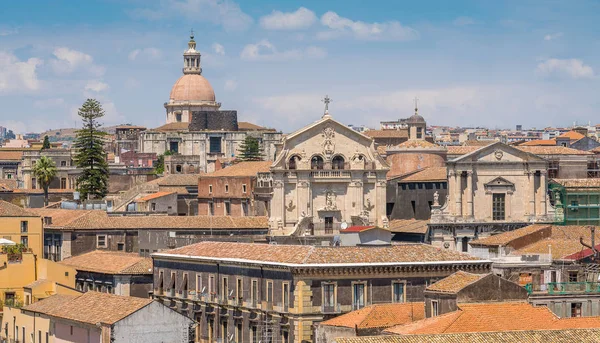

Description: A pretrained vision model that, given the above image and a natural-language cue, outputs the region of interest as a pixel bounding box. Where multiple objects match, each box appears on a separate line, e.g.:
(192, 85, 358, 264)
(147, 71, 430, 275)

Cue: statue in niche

(322, 127, 335, 156)
(286, 200, 296, 212)
(324, 188, 337, 211)
(433, 191, 440, 206)
(363, 198, 375, 213)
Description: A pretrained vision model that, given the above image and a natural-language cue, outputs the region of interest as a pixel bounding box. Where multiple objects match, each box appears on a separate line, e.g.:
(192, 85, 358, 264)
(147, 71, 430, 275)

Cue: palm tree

(33, 156, 57, 206)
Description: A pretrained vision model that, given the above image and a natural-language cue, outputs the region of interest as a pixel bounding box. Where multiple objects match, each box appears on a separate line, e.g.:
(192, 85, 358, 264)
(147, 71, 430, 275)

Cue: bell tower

(183, 29, 202, 75)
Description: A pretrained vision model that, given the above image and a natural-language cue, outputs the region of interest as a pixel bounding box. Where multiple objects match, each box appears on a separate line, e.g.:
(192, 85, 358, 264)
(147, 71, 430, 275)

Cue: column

(528, 171, 536, 218)
(455, 171, 463, 217)
(466, 170, 474, 219)
(538, 171, 547, 216)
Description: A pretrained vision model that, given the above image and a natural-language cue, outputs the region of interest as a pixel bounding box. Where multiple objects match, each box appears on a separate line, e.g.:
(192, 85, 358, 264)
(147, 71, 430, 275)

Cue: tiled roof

(152, 122, 189, 132)
(238, 122, 276, 131)
(426, 271, 487, 293)
(0, 200, 40, 217)
(558, 130, 585, 140)
(591, 146, 600, 154)
(364, 130, 408, 138)
(206, 161, 272, 177)
(32, 208, 268, 230)
(469, 224, 550, 247)
(396, 140, 438, 148)
(23, 292, 152, 325)
(148, 173, 201, 186)
(320, 303, 425, 329)
(446, 146, 480, 156)
(520, 139, 557, 146)
(551, 178, 600, 188)
(23, 278, 54, 289)
(462, 140, 495, 147)
(387, 219, 429, 234)
(337, 329, 600, 343)
(384, 302, 600, 335)
(516, 146, 593, 155)
(135, 191, 176, 202)
(0, 150, 23, 160)
(340, 226, 377, 233)
(59, 251, 152, 275)
(157, 242, 483, 266)
(0, 179, 18, 191)
(398, 167, 447, 182)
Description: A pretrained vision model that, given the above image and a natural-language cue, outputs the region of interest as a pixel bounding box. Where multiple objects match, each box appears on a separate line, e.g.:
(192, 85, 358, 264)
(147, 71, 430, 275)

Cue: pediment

(485, 177, 515, 188)
(453, 142, 546, 163)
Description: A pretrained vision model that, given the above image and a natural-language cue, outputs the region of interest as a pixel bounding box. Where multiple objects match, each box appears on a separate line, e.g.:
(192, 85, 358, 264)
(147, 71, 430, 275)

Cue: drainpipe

(34, 254, 38, 281)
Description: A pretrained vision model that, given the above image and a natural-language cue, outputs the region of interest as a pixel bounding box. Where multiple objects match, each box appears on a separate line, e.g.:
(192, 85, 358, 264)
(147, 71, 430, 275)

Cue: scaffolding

(255, 312, 279, 343)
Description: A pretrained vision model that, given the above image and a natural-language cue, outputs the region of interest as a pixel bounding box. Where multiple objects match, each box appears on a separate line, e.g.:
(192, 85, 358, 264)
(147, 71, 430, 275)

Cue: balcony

(526, 282, 600, 295)
(309, 223, 343, 236)
(310, 171, 351, 178)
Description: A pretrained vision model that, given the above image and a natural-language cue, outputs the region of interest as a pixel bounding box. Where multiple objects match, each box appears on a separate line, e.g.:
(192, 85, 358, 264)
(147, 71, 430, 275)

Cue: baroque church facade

(139, 33, 282, 173)
(269, 106, 390, 235)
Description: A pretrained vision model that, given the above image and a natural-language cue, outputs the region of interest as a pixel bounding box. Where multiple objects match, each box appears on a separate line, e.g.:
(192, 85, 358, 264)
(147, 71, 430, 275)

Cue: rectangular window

(61, 160, 67, 167)
(117, 243, 124, 251)
(208, 201, 214, 216)
(21, 236, 28, 247)
(32, 177, 37, 189)
(492, 193, 505, 221)
(236, 322, 242, 343)
(392, 282, 405, 303)
(97, 235, 107, 248)
(209, 137, 222, 154)
(197, 274, 203, 296)
(323, 283, 336, 312)
(352, 283, 366, 310)
(266, 280, 274, 304)
(283, 282, 290, 311)
(236, 278, 243, 305)
(208, 319, 214, 343)
(225, 184, 229, 193)
(569, 271, 578, 282)
(222, 276, 229, 300)
(46, 332, 49, 343)
(251, 326, 258, 343)
(60, 177, 67, 189)
(169, 141, 179, 154)
(225, 201, 231, 216)
(571, 303, 582, 317)
(21, 221, 28, 233)
(242, 184, 247, 193)
(324, 216, 333, 234)
(151, 203, 156, 211)
(242, 201, 249, 216)
(209, 184, 213, 193)
(431, 300, 439, 316)
(251, 279, 258, 307)
(222, 321, 228, 342)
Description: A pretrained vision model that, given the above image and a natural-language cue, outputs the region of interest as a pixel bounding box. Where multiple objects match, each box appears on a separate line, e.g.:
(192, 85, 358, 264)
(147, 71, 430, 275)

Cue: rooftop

(426, 271, 488, 294)
(551, 178, 600, 188)
(395, 140, 438, 149)
(364, 130, 408, 139)
(148, 173, 202, 186)
(59, 251, 152, 275)
(336, 329, 600, 343)
(469, 224, 550, 247)
(446, 146, 480, 156)
(558, 130, 585, 141)
(0, 150, 23, 160)
(396, 167, 447, 183)
(0, 200, 40, 217)
(156, 242, 484, 267)
(151, 122, 189, 132)
(384, 302, 600, 335)
(135, 191, 176, 202)
(23, 292, 152, 325)
(205, 161, 272, 177)
(320, 303, 425, 329)
(516, 146, 593, 155)
(387, 219, 429, 235)
(519, 139, 557, 146)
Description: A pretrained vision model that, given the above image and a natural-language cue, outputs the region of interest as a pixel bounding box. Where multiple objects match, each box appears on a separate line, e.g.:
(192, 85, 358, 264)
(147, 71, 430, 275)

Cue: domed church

(140, 33, 282, 173)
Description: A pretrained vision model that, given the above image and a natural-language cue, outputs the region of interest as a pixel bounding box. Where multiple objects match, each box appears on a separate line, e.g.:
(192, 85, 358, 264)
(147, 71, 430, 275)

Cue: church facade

(139, 33, 282, 173)
(269, 108, 390, 235)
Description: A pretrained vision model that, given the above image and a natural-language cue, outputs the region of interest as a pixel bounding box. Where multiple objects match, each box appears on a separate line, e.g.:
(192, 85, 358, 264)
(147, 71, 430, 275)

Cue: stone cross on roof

(322, 95, 332, 116)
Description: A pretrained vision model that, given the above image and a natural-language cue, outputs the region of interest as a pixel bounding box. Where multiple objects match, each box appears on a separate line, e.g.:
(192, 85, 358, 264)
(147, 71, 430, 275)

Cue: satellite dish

(341, 221, 348, 230)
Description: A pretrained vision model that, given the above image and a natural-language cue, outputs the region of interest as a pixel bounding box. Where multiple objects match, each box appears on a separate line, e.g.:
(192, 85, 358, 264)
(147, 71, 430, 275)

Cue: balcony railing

(526, 282, 600, 295)
(310, 171, 352, 178)
(310, 223, 343, 235)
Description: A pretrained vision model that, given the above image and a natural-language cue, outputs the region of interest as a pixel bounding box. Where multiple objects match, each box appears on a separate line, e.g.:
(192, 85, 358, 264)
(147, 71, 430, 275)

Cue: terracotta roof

(0, 150, 23, 160)
(517, 146, 593, 155)
(206, 161, 272, 177)
(157, 242, 483, 266)
(398, 167, 447, 182)
(426, 271, 488, 294)
(446, 146, 480, 156)
(340, 226, 377, 233)
(23, 279, 54, 289)
(385, 302, 600, 335)
(170, 74, 215, 102)
(135, 191, 176, 202)
(59, 251, 152, 275)
(591, 146, 600, 154)
(320, 303, 425, 329)
(0, 179, 17, 191)
(387, 219, 429, 234)
(462, 140, 495, 147)
(469, 224, 550, 247)
(520, 139, 557, 146)
(558, 130, 585, 140)
(152, 122, 189, 132)
(23, 292, 153, 325)
(31, 208, 268, 230)
(396, 140, 438, 148)
(337, 329, 600, 343)
(148, 173, 200, 186)
(364, 130, 408, 139)
(238, 122, 275, 131)
(551, 178, 600, 188)
(0, 200, 40, 217)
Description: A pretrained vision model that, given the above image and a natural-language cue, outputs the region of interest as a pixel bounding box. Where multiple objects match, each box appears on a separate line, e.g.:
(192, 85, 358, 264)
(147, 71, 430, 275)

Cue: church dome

(169, 74, 216, 102)
(407, 113, 426, 124)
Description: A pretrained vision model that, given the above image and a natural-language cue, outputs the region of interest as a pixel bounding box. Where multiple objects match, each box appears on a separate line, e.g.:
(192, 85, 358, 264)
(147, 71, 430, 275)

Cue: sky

(1, 0, 599, 134)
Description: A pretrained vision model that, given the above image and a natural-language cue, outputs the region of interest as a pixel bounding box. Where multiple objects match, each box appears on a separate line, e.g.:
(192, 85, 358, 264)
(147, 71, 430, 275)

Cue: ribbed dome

(169, 74, 216, 102)
(407, 113, 426, 124)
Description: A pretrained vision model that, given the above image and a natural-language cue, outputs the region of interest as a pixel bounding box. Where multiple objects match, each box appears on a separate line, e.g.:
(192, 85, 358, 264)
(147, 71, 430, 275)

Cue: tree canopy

(238, 135, 263, 161)
(42, 135, 51, 149)
(32, 156, 57, 206)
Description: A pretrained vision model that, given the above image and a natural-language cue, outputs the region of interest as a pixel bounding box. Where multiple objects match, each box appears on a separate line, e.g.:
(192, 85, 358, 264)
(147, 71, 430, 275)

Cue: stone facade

(269, 113, 389, 235)
(22, 149, 77, 190)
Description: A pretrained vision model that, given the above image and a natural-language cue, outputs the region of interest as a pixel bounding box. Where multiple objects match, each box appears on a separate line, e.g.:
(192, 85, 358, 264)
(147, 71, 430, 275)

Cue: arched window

(332, 156, 345, 170)
(311, 156, 324, 170)
(289, 156, 299, 170)
(176, 165, 182, 173)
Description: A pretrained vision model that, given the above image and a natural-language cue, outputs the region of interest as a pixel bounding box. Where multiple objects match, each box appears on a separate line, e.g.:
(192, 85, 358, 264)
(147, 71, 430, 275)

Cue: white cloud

(318, 11, 418, 41)
(260, 7, 316, 30)
(128, 47, 162, 61)
(33, 98, 65, 108)
(85, 80, 110, 92)
(224, 79, 237, 91)
(453, 16, 476, 26)
(0, 28, 18, 36)
(131, 0, 253, 32)
(0, 51, 42, 92)
(536, 58, 595, 79)
(212, 43, 225, 55)
(50, 47, 105, 76)
(544, 32, 563, 41)
(240, 40, 327, 61)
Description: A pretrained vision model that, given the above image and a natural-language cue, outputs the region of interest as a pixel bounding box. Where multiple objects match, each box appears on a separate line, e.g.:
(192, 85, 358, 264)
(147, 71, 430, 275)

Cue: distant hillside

(40, 125, 127, 141)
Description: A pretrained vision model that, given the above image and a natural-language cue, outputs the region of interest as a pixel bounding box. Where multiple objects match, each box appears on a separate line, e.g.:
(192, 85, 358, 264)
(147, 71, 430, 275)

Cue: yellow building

(0, 200, 44, 256)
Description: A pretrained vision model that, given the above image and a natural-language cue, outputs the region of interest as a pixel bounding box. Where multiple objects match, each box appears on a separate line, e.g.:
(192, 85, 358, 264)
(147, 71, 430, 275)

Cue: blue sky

(1, 0, 599, 134)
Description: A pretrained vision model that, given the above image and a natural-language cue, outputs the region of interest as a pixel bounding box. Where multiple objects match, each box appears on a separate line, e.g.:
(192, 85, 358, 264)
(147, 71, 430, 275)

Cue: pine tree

(238, 135, 263, 161)
(73, 99, 109, 200)
(42, 135, 51, 149)
(32, 156, 57, 206)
